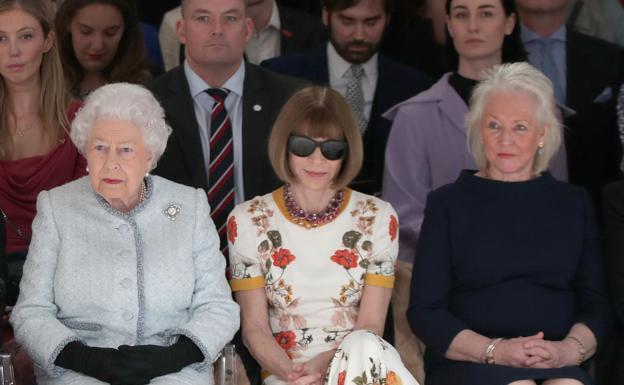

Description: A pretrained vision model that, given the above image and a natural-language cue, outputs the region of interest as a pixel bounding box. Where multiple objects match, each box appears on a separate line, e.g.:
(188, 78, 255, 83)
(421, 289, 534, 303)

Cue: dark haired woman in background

(55, 0, 151, 99)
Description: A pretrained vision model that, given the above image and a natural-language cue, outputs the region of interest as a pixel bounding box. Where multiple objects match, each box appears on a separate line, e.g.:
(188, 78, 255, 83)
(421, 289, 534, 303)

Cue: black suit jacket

(602, 180, 624, 384)
(278, 5, 327, 54)
(565, 30, 624, 210)
(262, 45, 432, 194)
(146, 63, 306, 199)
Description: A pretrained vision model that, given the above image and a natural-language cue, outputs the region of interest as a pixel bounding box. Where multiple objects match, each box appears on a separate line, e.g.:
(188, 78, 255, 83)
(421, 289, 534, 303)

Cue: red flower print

(274, 330, 297, 350)
(272, 248, 296, 268)
(281, 28, 294, 38)
(338, 371, 347, 385)
(331, 249, 358, 269)
(389, 215, 398, 241)
(227, 216, 238, 244)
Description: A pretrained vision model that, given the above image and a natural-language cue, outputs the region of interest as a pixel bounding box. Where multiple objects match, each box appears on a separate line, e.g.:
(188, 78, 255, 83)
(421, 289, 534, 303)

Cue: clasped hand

(284, 350, 336, 385)
(493, 332, 579, 369)
(56, 337, 203, 385)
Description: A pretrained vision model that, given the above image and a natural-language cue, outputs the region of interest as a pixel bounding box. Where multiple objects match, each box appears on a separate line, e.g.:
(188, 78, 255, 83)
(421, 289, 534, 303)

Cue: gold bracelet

(483, 338, 504, 364)
(565, 336, 586, 366)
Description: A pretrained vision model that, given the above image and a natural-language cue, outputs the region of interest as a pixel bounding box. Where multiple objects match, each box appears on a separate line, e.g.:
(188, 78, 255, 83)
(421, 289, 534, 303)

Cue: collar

(253, 1, 281, 35)
(521, 23, 567, 43)
(184, 60, 246, 98)
(268, 1, 281, 32)
(327, 41, 378, 80)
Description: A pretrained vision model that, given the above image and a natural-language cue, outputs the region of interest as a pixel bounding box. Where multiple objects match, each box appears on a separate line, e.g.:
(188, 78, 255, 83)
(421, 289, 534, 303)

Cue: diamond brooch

(164, 203, 181, 221)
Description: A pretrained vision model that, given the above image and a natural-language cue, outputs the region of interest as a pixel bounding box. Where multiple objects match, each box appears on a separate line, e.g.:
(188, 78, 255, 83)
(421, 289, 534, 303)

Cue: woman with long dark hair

(55, 0, 151, 99)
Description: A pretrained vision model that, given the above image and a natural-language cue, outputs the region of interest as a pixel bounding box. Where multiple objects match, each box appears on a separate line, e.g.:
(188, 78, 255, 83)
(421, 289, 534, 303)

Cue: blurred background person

(602, 177, 624, 385)
(601, 87, 624, 384)
(516, 0, 624, 213)
(620, 82, 624, 157)
(55, 0, 152, 99)
(382, 0, 535, 380)
(409, 62, 612, 385)
(566, 0, 624, 48)
(380, 0, 450, 79)
(0, 0, 85, 308)
(10, 83, 239, 385)
(263, 0, 432, 197)
(229, 85, 418, 385)
(0, 215, 6, 345)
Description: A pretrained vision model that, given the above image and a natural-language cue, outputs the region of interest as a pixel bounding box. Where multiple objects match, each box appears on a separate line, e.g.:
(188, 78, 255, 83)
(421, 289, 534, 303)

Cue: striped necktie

(206, 88, 234, 255)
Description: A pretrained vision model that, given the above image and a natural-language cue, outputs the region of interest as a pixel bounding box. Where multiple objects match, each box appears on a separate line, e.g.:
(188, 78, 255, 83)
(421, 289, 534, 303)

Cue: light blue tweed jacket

(10, 175, 240, 385)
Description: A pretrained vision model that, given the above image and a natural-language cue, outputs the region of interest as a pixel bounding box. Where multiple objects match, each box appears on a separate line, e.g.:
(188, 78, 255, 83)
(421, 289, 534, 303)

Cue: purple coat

(382, 74, 567, 262)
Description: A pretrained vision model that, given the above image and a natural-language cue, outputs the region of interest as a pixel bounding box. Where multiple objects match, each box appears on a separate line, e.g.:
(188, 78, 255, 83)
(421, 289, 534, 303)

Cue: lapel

(307, 45, 331, 84)
(367, 55, 397, 134)
(165, 67, 208, 189)
(437, 75, 469, 136)
(241, 63, 272, 199)
(278, 5, 297, 54)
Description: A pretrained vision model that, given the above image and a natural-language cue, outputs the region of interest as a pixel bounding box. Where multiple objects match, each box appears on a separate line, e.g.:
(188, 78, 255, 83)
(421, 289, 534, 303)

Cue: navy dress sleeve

(575, 192, 613, 346)
(407, 190, 468, 357)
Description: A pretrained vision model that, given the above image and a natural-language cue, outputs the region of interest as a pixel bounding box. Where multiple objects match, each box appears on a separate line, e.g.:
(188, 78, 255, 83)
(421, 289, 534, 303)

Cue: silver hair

(70, 83, 172, 170)
(465, 62, 562, 175)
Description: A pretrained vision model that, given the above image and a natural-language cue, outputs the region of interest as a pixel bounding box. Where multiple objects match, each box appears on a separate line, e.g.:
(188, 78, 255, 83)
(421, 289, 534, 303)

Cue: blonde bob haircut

(466, 62, 562, 175)
(268, 86, 363, 190)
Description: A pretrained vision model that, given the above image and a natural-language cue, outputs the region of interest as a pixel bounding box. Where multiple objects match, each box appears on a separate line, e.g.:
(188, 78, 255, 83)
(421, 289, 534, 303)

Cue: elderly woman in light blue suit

(10, 83, 240, 385)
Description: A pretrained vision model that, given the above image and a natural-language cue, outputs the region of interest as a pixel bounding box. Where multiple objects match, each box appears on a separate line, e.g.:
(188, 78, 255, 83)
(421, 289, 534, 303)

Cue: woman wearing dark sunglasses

(226, 86, 418, 385)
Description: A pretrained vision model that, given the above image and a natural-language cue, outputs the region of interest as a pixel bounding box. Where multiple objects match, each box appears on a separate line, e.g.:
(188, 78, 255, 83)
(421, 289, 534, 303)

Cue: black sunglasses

(288, 135, 348, 161)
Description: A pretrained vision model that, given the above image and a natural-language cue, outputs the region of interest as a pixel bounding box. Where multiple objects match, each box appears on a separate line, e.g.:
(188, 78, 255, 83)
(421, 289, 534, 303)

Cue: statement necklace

(283, 184, 345, 229)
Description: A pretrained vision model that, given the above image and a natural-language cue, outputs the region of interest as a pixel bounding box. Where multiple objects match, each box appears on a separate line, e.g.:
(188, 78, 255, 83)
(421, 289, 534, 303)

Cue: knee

(343, 330, 382, 349)
(340, 330, 391, 357)
(507, 381, 537, 385)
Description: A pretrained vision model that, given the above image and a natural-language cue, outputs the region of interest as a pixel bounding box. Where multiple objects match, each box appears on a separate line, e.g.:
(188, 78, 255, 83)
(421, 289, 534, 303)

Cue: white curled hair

(465, 62, 563, 174)
(70, 83, 172, 170)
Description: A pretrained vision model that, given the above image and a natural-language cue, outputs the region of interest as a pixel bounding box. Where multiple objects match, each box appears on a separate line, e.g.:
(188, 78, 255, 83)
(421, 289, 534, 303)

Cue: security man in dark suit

(147, 1, 305, 384)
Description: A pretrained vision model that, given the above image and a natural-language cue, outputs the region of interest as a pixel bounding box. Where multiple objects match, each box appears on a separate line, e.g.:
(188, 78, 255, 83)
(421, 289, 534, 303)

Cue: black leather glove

(117, 336, 204, 380)
(55, 341, 151, 385)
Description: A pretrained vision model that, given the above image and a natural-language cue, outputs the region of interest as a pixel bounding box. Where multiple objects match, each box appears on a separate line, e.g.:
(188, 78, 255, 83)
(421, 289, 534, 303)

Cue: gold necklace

(13, 117, 38, 137)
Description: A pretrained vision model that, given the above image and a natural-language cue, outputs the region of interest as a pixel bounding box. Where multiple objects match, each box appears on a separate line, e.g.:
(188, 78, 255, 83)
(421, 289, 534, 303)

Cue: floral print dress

(227, 187, 419, 385)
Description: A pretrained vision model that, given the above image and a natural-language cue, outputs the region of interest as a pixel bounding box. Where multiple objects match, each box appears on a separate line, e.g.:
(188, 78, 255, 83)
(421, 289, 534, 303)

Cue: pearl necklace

(139, 179, 147, 203)
(283, 185, 344, 229)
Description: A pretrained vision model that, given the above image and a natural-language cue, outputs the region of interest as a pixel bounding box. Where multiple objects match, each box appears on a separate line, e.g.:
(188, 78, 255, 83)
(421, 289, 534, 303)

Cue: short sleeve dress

(228, 187, 418, 385)
(408, 170, 613, 385)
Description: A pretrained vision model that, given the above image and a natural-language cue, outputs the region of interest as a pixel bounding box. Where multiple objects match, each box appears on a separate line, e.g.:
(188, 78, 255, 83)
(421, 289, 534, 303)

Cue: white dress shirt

(327, 42, 378, 122)
(159, 6, 182, 71)
(245, 1, 282, 65)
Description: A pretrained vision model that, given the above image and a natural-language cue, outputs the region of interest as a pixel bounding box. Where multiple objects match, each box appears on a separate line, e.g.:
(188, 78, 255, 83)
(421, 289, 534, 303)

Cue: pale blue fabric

(522, 24, 567, 103)
(10, 176, 239, 385)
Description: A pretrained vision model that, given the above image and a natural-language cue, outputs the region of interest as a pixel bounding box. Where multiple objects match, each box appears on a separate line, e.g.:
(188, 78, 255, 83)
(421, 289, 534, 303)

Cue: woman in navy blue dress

(408, 62, 612, 385)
